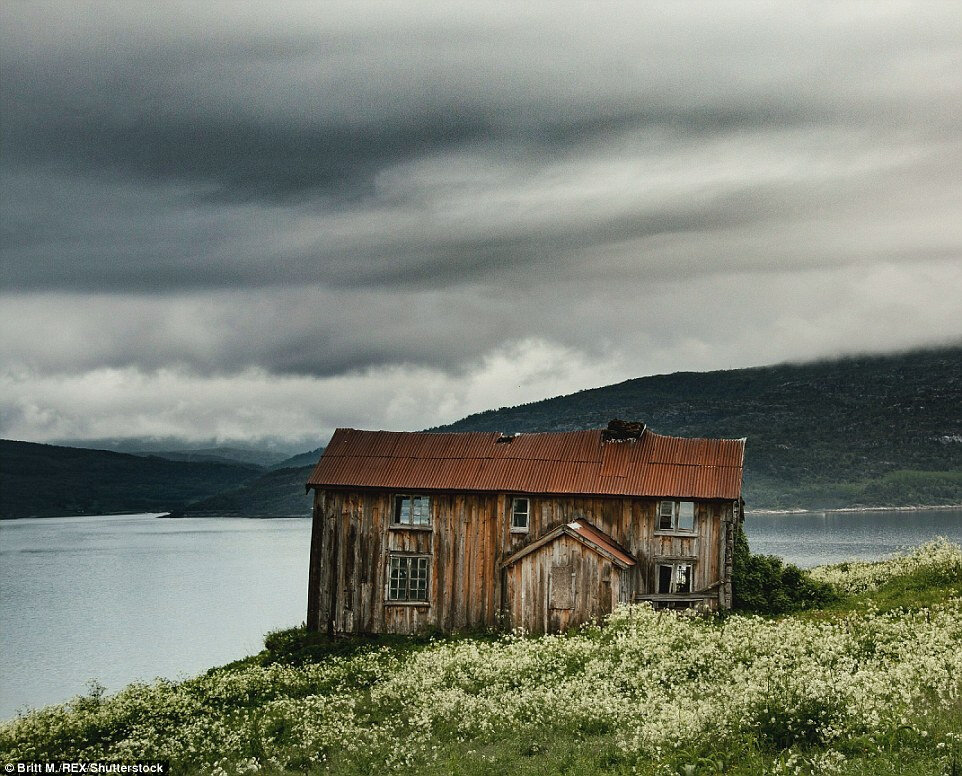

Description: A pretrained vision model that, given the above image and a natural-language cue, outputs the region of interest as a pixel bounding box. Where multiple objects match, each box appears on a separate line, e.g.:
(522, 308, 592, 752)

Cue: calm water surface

(1, 508, 961, 719)
(745, 508, 962, 568)
(0, 514, 311, 719)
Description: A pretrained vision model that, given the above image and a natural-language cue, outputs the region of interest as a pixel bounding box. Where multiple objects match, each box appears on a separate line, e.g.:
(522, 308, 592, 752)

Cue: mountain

(269, 447, 326, 471)
(171, 466, 314, 517)
(430, 346, 962, 510)
(0, 441, 263, 519)
(51, 439, 297, 467)
(9, 347, 960, 517)
(171, 448, 326, 517)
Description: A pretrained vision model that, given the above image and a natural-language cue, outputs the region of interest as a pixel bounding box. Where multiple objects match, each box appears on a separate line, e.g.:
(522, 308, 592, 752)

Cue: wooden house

(305, 421, 745, 635)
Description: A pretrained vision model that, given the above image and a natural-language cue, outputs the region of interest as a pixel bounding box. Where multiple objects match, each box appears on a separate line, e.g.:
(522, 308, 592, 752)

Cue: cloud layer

(2, 2, 961, 444)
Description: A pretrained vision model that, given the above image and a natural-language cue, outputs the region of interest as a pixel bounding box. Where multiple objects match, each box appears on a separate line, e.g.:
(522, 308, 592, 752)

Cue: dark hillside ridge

(171, 465, 314, 517)
(431, 346, 962, 509)
(269, 447, 326, 471)
(0, 440, 263, 519)
(51, 439, 294, 467)
(8, 347, 958, 516)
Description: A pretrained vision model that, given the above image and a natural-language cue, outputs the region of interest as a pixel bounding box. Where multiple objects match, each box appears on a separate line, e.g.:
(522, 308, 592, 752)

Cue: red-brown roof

(501, 519, 636, 569)
(307, 427, 745, 500)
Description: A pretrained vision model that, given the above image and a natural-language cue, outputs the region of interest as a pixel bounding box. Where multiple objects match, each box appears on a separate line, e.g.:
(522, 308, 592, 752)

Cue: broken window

(393, 495, 431, 527)
(656, 562, 693, 594)
(387, 554, 430, 602)
(510, 496, 530, 532)
(657, 500, 696, 533)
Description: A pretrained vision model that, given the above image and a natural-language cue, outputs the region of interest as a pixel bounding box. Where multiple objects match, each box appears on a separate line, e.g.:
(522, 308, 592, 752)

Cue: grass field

(2, 540, 961, 775)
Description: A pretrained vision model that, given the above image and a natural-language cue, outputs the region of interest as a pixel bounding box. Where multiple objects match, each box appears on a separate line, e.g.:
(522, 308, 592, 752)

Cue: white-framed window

(387, 554, 430, 602)
(656, 562, 693, 594)
(393, 495, 431, 527)
(509, 496, 530, 532)
(657, 500, 695, 533)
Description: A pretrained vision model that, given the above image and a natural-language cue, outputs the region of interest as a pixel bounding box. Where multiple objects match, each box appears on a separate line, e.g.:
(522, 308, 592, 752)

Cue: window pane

(388, 557, 403, 599)
(676, 564, 692, 594)
(512, 497, 529, 529)
(412, 557, 428, 600)
(396, 497, 411, 524)
(397, 558, 408, 599)
(387, 555, 430, 602)
(678, 501, 695, 532)
(411, 496, 430, 526)
(657, 565, 673, 594)
(658, 501, 675, 530)
(395, 496, 431, 526)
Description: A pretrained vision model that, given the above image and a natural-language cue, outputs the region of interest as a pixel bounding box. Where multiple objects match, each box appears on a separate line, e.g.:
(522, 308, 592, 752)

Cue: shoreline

(0, 512, 309, 521)
(747, 503, 962, 516)
(5, 505, 960, 521)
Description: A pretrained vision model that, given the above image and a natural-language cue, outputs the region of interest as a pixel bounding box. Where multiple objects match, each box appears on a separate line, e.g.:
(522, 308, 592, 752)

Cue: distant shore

(5, 505, 960, 521)
(0, 511, 309, 521)
(162, 513, 309, 519)
(747, 504, 962, 516)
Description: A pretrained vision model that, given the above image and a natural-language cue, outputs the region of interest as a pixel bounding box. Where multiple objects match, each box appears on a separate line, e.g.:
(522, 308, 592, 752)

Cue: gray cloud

(1, 2, 961, 442)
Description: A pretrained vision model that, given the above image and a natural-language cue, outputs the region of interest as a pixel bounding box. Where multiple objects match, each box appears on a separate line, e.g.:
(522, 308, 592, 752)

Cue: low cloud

(2, 2, 961, 443)
(0, 339, 618, 446)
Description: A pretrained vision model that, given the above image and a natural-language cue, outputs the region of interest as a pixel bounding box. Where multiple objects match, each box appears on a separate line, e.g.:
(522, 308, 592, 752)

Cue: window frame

(386, 553, 431, 604)
(509, 496, 530, 533)
(391, 494, 432, 529)
(655, 561, 694, 595)
(655, 500, 697, 534)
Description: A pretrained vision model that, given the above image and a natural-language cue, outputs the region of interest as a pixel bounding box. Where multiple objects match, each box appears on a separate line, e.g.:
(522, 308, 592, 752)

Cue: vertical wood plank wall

(308, 489, 735, 634)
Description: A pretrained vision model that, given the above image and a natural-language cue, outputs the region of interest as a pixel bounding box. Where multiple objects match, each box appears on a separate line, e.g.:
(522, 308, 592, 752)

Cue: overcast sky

(2, 2, 961, 449)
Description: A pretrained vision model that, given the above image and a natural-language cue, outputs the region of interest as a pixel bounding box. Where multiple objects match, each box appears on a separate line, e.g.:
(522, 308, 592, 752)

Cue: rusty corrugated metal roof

(567, 520, 636, 566)
(307, 426, 744, 500)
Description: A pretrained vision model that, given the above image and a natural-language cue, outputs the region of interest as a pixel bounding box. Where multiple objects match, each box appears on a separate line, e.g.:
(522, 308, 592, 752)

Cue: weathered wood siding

(307, 489, 736, 634)
(503, 533, 622, 634)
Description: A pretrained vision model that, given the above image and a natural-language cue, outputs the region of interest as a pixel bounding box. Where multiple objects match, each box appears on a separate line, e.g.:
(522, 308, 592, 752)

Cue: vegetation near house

(731, 525, 838, 615)
(3, 539, 961, 775)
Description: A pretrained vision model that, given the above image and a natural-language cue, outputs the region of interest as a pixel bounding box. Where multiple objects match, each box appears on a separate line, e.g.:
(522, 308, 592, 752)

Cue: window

(657, 500, 696, 532)
(510, 496, 530, 532)
(393, 495, 431, 527)
(656, 562, 693, 594)
(387, 555, 430, 602)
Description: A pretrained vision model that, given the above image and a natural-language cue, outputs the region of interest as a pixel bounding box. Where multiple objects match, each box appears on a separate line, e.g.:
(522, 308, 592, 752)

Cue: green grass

(3, 541, 962, 775)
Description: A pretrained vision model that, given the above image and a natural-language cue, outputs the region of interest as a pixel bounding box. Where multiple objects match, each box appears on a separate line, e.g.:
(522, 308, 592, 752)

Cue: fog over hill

(3, 347, 959, 518)
(174, 346, 962, 515)
(432, 346, 962, 509)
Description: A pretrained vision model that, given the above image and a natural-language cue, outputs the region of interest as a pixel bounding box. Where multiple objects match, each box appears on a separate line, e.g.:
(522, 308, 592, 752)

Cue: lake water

(746, 508, 962, 568)
(0, 514, 311, 720)
(1, 508, 961, 720)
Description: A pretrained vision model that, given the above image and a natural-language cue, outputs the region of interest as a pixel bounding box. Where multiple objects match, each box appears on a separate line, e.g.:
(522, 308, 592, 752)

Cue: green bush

(731, 524, 838, 615)
(261, 625, 374, 665)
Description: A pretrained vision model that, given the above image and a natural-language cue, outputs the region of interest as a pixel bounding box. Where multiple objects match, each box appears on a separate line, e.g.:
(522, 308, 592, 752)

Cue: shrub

(731, 524, 838, 615)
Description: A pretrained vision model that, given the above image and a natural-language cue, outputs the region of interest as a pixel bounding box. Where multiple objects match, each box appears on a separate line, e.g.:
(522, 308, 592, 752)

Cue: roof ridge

(311, 426, 745, 499)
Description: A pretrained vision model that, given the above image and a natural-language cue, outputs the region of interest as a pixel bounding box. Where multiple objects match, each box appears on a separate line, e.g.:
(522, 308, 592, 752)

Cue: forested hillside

(433, 346, 962, 509)
(5, 348, 959, 516)
(170, 466, 314, 518)
(0, 441, 262, 519)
